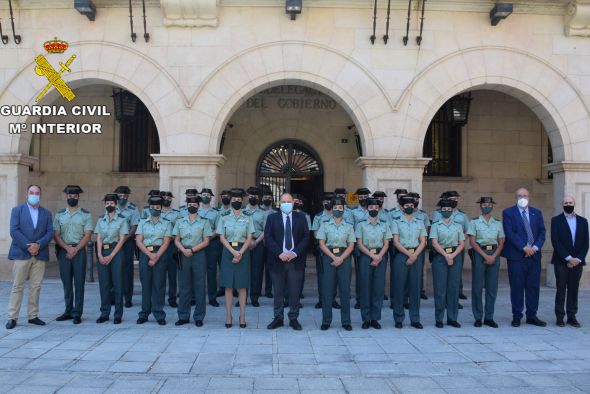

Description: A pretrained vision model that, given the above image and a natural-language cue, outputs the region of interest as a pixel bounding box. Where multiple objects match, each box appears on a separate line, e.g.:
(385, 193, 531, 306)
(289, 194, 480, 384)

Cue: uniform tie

(521, 209, 534, 246)
(285, 215, 293, 250)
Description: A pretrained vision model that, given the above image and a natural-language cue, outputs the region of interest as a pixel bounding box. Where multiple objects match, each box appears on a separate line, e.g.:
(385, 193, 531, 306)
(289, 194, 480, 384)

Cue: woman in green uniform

(429, 199, 465, 328)
(317, 198, 356, 331)
(173, 196, 213, 327)
(94, 193, 129, 324)
(355, 198, 392, 329)
(135, 195, 172, 325)
(217, 189, 255, 328)
(467, 196, 505, 328)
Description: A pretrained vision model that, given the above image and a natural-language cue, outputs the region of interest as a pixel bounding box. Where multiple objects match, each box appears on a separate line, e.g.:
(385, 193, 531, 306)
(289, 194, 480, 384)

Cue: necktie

(521, 209, 534, 246)
(285, 215, 293, 251)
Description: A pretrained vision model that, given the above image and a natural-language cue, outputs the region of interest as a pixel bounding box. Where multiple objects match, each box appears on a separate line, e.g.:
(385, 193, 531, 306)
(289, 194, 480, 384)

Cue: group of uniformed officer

(51, 183, 505, 329)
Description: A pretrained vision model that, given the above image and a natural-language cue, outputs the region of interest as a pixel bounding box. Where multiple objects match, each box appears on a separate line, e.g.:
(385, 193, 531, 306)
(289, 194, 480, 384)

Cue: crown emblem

(43, 37, 68, 54)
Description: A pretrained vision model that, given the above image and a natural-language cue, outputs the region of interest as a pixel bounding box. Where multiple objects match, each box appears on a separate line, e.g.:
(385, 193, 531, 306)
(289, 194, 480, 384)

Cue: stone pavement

(1, 277, 590, 393)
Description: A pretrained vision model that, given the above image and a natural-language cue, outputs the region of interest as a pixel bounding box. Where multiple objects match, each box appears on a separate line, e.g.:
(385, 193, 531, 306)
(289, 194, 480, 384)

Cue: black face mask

(162, 200, 171, 207)
(404, 207, 414, 215)
(368, 209, 378, 218)
(359, 198, 367, 207)
(188, 206, 198, 214)
(221, 197, 231, 205)
(249, 197, 259, 206)
(231, 201, 242, 210)
(105, 205, 115, 213)
(294, 203, 302, 210)
(323, 202, 333, 211)
(564, 205, 575, 214)
(262, 198, 272, 207)
(67, 198, 78, 207)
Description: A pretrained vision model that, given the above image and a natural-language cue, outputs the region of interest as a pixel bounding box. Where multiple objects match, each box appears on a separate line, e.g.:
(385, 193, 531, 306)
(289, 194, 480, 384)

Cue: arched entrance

(256, 140, 324, 215)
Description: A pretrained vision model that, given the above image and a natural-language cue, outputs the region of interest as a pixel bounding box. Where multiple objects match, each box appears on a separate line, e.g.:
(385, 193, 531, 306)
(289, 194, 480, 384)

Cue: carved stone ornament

(160, 0, 219, 28)
(565, 1, 590, 37)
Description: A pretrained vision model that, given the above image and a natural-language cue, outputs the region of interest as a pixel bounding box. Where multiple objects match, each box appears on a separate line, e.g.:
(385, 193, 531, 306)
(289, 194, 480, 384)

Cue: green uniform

(429, 219, 465, 323)
(312, 211, 332, 305)
(387, 207, 403, 303)
(173, 215, 213, 322)
(54, 207, 93, 319)
(355, 218, 392, 322)
(261, 207, 276, 295)
(116, 201, 139, 305)
(136, 216, 173, 321)
(412, 209, 431, 297)
(467, 215, 505, 322)
(198, 205, 222, 302)
(316, 217, 356, 326)
(161, 208, 180, 304)
(216, 211, 255, 289)
(244, 205, 267, 302)
(94, 212, 129, 320)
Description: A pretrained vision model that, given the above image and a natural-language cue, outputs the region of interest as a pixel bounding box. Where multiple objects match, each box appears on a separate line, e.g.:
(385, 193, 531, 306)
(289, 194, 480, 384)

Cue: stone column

(152, 153, 226, 205)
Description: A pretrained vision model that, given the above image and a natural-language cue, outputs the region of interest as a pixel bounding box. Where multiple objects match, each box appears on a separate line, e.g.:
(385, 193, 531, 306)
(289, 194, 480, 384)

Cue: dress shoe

(395, 322, 403, 329)
(342, 324, 352, 331)
(216, 289, 225, 297)
(236, 301, 241, 307)
(458, 303, 463, 309)
(56, 314, 72, 321)
(362, 321, 370, 329)
(300, 294, 304, 299)
(251, 300, 260, 307)
(209, 299, 220, 307)
(267, 318, 284, 330)
(195, 320, 203, 327)
(526, 316, 547, 327)
(403, 303, 409, 310)
(314, 302, 322, 309)
(225, 322, 232, 328)
(157, 319, 166, 326)
(411, 322, 423, 329)
(511, 318, 521, 327)
(125, 301, 133, 308)
(239, 323, 247, 328)
(459, 293, 467, 300)
(113, 318, 122, 324)
(389, 304, 394, 310)
(567, 318, 581, 328)
(233, 290, 238, 297)
(283, 300, 288, 308)
(5, 319, 16, 329)
(484, 320, 498, 328)
(96, 316, 109, 324)
(289, 319, 302, 331)
(137, 317, 148, 324)
(474, 320, 482, 328)
(332, 301, 341, 309)
(190, 300, 196, 306)
(384, 295, 389, 301)
(354, 302, 360, 310)
(73, 317, 82, 325)
(420, 293, 428, 300)
(320, 324, 330, 331)
(265, 292, 273, 299)
(28, 317, 46, 326)
(435, 321, 443, 328)
(556, 318, 565, 327)
(175, 319, 189, 326)
(370, 320, 381, 329)
(447, 320, 461, 328)
(169, 300, 178, 308)
(110, 299, 115, 306)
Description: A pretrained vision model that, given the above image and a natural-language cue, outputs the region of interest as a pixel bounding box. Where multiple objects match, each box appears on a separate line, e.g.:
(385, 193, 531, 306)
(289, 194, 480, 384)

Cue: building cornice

(355, 157, 431, 170)
(545, 161, 590, 174)
(151, 154, 227, 167)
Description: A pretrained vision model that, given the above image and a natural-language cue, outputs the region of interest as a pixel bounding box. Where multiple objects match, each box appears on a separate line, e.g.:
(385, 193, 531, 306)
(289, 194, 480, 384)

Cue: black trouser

(178, 250, 207, 321)
(263, 247, 273, 294)
(138, 247, 166, 321)
(58, 246, 87, 318)
(98, 244, 123, 319)
(250, 243, 265, 302)
(554, 263, 583, 320)
(122, 238, 135, 303)
(163, 244, 177, 303)
(271, 263, 304, 321)
(205, 237, 221, 301)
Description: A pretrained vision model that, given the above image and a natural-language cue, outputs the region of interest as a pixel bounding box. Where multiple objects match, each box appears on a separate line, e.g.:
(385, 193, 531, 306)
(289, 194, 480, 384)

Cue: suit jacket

(9, 203, 54, 261)
(264, 211, 310, 271)
(551, 213, 589, 266)
(501, 205, 546, 261)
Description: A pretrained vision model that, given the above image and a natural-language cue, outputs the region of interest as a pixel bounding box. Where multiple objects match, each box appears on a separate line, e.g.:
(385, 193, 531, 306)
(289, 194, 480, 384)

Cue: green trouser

(138, 248, 166, 321)
(98, 245, 123, 319)
(388, 247, 397, 302)
(353, 245, 360, 303)
(358, 252, 387, 322)
(205, 237, 220, 301)
(250, 243, 265, 302)
(393, 252, 423, 324)
(432, 252, 463, 323)
(122, 238, 135, 304)
(58, 247, 87, 318)
(178, 250, 207, 321)
(404, 249, 427, 302)
(321, 252, 352, 325)
(163, 244, 177, 303)
(471, 247, 500, 321)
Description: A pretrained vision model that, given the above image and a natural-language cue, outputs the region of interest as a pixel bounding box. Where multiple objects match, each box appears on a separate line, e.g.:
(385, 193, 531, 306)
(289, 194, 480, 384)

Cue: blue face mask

(481, 207, 493, 215)
(441, 210, 453, 219)
(201, 196, 211, 204)
(333, 210, 344, 218)
(150, 208, 161, 217)
(280, 202, 293, 214)
(27, 195, 40, 206)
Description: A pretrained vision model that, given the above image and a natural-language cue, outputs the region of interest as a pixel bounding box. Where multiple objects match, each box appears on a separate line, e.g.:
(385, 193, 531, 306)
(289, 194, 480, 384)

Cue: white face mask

(517, 198, 528, 209)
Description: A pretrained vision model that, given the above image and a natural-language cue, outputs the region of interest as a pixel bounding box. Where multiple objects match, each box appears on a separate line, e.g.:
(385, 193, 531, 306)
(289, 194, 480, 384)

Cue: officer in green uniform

(317, 198, 356, 331)
(160, 191, 180, 307)
(352, 188, 371, 309)
(388, 188, 408, 308)
(260, 185, 275, 298)
(95, 193, 129, 324)
(54, 185, 93, 324)
(114, 186, 139, 308)
(244, 186, 267, 307)
(136, 195, 172, 325)
(408, 192, 431, 301)
(311, 192, 336, 309)
(178, 188, 198, 218)
(217, 188, 255, 328)
(293, 194, 311, 303)
(429, 198, 466, 328)
(173, 196, 213, 326)
(215, 190, 232, 297)
(141, 190, 161, 219)
(197, 188, 221, 307)
(334, 188, 355, 225)
(373, 190, 391, 302)
(392, 195, 427, 329)
(467, 197, 505, 328)
(355, 198, 392, 329)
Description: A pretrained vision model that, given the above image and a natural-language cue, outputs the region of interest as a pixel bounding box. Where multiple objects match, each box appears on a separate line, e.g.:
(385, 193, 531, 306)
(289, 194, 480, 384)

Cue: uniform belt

(145, 245, 161, 252)
(328, 246, 344, 254)
(406, 247, 416, 254)
(230, 242, 244, 248)
(443, 247, 457, 254)
(102, 242, 116, 250)
(68, 243, 78, 247)
(478, 244, 497, 251)
(368, 248, 382, 254)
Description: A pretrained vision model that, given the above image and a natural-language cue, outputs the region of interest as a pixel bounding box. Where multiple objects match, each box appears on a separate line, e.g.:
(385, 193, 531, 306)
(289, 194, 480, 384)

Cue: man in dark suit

(265, 193, 310, 330)
(502, 187, 547, 327)
(6, 185, 54, 329)
(550, 195, 589, 328)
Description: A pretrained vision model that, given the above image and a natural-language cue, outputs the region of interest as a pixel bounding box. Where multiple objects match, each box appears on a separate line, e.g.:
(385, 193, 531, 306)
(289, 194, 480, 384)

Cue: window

(118, 99, 159, 172)
(423, 108, 462, 177)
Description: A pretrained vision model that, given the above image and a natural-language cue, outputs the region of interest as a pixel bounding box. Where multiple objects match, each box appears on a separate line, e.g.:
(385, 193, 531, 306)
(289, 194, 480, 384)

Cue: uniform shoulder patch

(99, 214, 105, 219)
(212, 207, 220, 211)
(118, 213, 126, 219)
(379, 219, 387, 223)
(242, 211, 252, 216)
(57, 208, 66, 213)
(221, 211, 230, 216)
(143, 205, 149, 209)
(458, 209, 465, 213)
(172, 208, 179, 212)
(161, 217, 170, 222)
(80, 208, 90, 213)
(128, 202, 136, 208)
(472, 217, 479, 221)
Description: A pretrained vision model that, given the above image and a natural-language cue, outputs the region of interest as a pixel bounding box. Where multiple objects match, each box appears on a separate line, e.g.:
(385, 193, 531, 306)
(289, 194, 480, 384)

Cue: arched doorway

(256, 140, 324, 215)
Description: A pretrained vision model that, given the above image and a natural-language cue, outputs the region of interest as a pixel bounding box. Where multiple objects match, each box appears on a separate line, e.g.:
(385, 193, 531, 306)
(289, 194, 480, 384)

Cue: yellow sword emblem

(34, 54, 76, 103)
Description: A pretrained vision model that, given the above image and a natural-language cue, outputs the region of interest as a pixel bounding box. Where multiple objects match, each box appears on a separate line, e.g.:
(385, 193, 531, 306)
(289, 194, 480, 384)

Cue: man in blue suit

(6, 185, 54, 329)
(502, 187, 547, 327)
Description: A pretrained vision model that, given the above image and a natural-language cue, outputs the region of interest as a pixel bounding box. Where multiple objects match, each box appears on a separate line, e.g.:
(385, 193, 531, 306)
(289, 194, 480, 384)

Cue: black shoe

(216, 289, 225, 297)
(169, 300, 178, 308)
(411, 322, 423, 329)
(526, 316, 547, 327)
(190, 300, 196, 306)
(384, 295, 389, 301)
(511, 318, 521, 327)
(289, 319, 302, 331)
(236, 301, 241, 307)
(225, 322, 232, 328)
(209, 299, 220, 307)
(435, 321, 443, 328)
(267, 318, 284, 330)
(315, 302, 322, 309)
(320, 324, 330, 331)
(195, 320, 203, 327)
(395, 322, 403, 329)
(56, 314, 72, 321)
(125, 301, 132, 308)
(251, 300, 260, 307)
(567, 318, 581, 328)
(483, 319, 498, 328)
(96, 316, 109, 324)
(265, 292, 273, 299)
(370, 320, 381, 329)
(342, 324, 352, 331)
(297, 303, 303, 309)
(110, 299, 115, 306)
(420, 293, 428, 300)
(157, 319, 166, 326)
(459, 293, 467, 300)
(354, 302, 360, 310)
(5, 319, 16, 329)
(389, 303, 393, 310)
(300, 294, 304, 299)
(240, 323, 247, 328)
(73, 317, 82, 325)
(233, 290, 238, 297)
(283, 300, 288, 308)
(175, 319, 189, 326)
(362, 321, 370, 329)
(458, 303, 463, 309)
(447, 320, 461, 328)
(403, 303, 409, 310)
(332, 301, 341, 309)
(28, 317, 46, 326)
(474, 320, 482, 327)
(137, 317, 148, 324)
(114, 318, 122, 324)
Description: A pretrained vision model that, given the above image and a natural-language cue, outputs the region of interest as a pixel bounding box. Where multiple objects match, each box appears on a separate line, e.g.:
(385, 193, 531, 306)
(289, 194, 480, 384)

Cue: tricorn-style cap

(356, 187, 371, 196)
(113, 186, 131, 194)
(63, 185, 83, 194)
(103, 193, 118, 202)
(476, 196, 496, 204)
(200, 188, 214, 196)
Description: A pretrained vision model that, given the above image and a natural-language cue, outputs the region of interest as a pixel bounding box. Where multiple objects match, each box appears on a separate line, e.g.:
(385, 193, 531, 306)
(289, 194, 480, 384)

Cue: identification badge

(102, 244, 110, 250)
(485, 245, 494, 251)
(445, 248, 453, 253)
(407, 248, 415, 254)
(146, 246, 154, 252)
(333, 248, 340, 254)
(231, 242, 239, 247)
(369, 249, 377, 254)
